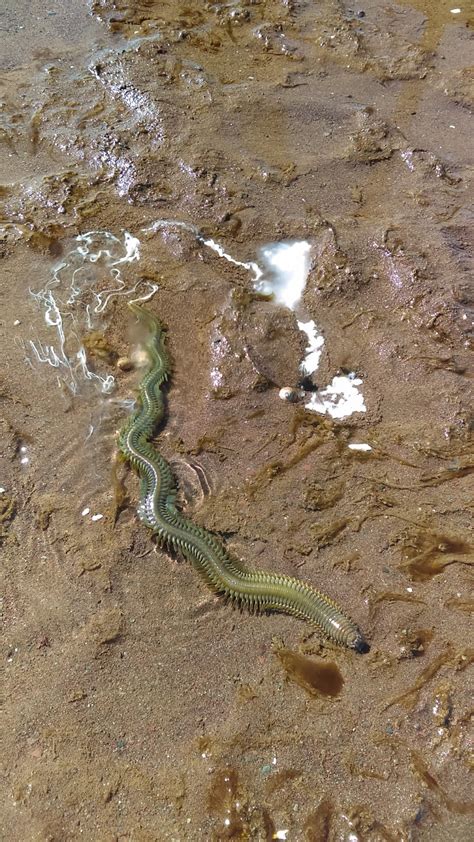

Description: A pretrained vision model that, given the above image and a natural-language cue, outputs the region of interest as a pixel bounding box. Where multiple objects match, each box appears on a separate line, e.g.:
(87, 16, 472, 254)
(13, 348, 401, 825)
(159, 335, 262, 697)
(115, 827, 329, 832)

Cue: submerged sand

(1, 2, 473, 839)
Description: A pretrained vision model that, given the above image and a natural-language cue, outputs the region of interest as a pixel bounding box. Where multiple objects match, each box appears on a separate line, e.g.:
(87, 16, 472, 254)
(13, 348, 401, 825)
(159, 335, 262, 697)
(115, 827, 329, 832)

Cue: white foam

(305, 373, 366, 419)
(255, 241, 311, 310)
(348, 443, 372, 451)
(140, 224, 367, 415)
(202, 237, 262, 281)
(143, 226, 311, 313)
(297, 319, 325, 374)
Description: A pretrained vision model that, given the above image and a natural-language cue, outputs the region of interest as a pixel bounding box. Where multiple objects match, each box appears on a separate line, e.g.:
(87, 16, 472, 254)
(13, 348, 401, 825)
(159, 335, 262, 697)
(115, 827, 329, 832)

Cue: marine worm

(118, 302, 369, 653)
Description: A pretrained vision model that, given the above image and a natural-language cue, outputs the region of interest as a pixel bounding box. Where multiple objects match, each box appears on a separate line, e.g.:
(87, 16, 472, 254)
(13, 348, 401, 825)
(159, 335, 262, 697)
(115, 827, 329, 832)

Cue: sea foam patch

(251, 243, 325, 380)
(142, 222, 367, 420)
(348, 443, 372, 452)
(202, 237, 262, 280)
(297, 319, 325, 375)
(255, 241, 311, 310)
(304, 373, 366, 419)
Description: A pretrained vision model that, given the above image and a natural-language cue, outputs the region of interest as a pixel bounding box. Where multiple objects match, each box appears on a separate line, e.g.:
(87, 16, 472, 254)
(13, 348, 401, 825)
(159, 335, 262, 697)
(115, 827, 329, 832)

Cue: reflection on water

(27, 230, 156, 394)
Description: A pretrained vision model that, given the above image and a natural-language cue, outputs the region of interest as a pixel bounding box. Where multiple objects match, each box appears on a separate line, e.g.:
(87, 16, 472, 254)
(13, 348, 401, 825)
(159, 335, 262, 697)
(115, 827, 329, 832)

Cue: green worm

(118, 302, 369, 653)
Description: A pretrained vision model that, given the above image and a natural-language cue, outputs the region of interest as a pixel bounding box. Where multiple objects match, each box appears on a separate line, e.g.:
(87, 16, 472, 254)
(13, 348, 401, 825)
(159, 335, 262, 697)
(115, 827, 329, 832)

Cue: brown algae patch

(410, 749, 474, 816)
(444, 597, 474, 614)
(207, 766, 244, 838)
(304, 797, 334, 840)
(0, 493, 16, 542)
(400, 529, 474, 581)
(275, 645, 344, 698)
(384, 646, 473, 711)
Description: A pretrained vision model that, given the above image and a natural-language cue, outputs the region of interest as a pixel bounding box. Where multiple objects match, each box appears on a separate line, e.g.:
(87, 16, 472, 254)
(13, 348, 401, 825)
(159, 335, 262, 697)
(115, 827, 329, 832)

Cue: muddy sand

(1, 1, 473, 840)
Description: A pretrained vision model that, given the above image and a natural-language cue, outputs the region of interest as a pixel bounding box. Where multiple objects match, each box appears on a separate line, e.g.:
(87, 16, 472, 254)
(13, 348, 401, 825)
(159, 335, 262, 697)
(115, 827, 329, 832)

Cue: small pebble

(117, 356, 134, 371)
(279, 386, 303, 403)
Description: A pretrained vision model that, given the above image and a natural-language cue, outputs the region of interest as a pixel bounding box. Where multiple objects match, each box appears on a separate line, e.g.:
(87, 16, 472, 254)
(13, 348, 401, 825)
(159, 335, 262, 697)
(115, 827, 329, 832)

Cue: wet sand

(1, 1, 473, 840)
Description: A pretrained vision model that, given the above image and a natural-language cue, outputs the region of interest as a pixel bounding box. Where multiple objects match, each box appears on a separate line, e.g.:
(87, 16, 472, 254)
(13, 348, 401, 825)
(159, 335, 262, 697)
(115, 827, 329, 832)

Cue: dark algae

(275, 646, 344, 698)
(383, 646, 473, 710)
(207, 767, 243, 837)
(410, 749, 474, 816)
(444, 597, 474, 614)
(0, 493, 16, 543)
(118, 304, 368, 652)
(304, 798, 334, 841)
(400, 529, 474, 581)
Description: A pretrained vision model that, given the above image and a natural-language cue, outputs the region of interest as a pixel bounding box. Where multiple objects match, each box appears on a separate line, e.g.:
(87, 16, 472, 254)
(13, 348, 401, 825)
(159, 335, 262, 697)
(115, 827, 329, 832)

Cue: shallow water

(1, 1, 473, 840)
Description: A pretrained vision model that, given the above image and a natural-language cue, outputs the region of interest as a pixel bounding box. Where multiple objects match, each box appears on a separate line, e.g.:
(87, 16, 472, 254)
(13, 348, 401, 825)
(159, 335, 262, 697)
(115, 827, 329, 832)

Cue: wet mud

(1, 1, 473, 840)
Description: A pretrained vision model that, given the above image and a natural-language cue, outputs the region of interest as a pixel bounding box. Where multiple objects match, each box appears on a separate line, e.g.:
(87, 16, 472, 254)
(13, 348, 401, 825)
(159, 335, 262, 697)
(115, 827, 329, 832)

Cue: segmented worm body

(118, 303, 368, 652)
